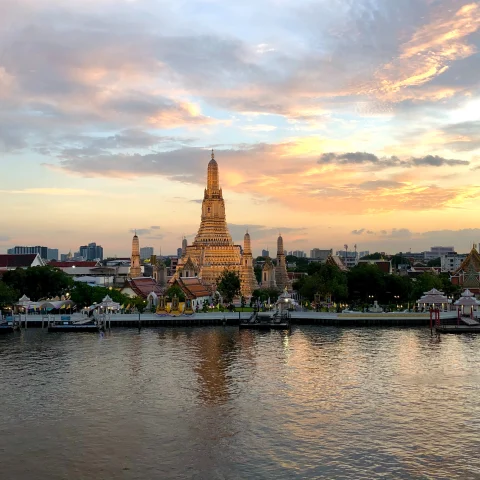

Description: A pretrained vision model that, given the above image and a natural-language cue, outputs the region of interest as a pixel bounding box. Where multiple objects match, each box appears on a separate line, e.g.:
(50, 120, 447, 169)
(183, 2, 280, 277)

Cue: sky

(1, 0, 480, 257)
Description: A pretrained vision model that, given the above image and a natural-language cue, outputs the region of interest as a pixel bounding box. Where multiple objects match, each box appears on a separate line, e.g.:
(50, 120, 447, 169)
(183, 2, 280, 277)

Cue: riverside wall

(10, 311, 456, 328)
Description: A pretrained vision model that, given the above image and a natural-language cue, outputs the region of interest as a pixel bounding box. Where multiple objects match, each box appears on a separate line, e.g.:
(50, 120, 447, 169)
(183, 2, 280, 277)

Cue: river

(1, 327, 479, 479)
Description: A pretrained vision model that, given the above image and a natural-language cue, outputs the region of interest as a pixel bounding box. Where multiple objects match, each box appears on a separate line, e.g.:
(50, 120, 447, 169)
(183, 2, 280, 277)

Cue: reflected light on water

(1, 327, 480, 479)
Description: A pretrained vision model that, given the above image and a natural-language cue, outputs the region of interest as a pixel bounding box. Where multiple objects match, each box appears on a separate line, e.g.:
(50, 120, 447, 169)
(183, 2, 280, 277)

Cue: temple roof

(123, 277, 164, 299)
(326, 254, 348, 271)
(452, 246, 480, 276)
(172, 277, 211, 299)
(0, 254, 40, 268)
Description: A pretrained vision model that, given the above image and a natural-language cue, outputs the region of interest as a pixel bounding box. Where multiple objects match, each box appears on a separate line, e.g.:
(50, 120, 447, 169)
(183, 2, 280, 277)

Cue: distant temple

(129, 231, 142, 278)
(172, 151, 258, 298)
(451, 245, 480, 294)
(261, 234, 292, 291)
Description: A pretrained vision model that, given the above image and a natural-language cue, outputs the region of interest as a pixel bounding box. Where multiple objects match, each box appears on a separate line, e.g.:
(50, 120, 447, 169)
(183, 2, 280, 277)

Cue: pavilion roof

(454, 289, 480, 306)
(417, 288, 449, 304)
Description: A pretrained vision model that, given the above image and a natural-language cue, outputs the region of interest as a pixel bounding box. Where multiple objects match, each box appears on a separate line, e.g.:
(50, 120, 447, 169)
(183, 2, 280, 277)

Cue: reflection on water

(1, 327, 480, 479)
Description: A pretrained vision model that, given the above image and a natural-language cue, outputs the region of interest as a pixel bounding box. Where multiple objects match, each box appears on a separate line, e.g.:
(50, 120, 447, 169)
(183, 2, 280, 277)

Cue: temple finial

(211, 149, 214, 160)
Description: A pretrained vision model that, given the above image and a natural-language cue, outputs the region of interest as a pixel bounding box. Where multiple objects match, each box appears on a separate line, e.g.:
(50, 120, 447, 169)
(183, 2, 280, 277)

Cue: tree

(131, 296, 147, 313)
(347, 263, 385, 302)
(0, 281, 18, 308)
(2, 266, 73, 300)
(294, 263, 348, 301)
(411, 273, 443, 301)
(427, 257, 441, 267)
(360, 252, 384, 260)
(217, 269, 241, 304)
(165, 285, 186, 302)
(70, 283, 130, 308)
(390, 254, 411, 268)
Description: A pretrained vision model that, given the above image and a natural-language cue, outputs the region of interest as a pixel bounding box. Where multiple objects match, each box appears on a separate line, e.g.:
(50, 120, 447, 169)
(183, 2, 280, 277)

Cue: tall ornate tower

(275, 234, 291, 291)
(193, 150, 234, 247)
(240, 231, 259, 297)
(129, 231, 142, 278)
(173, 151, 257, 297)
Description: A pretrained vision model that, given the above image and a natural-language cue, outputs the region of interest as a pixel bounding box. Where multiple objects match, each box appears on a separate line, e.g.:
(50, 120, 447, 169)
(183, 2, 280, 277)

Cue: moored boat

(0, 315, 17, 334)
(239, 312, 290, 330)
(47, 315, 100, 333)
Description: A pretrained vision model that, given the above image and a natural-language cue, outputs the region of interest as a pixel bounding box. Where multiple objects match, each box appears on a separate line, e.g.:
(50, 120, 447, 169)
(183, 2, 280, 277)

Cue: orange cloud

(370, 3, 479, 101)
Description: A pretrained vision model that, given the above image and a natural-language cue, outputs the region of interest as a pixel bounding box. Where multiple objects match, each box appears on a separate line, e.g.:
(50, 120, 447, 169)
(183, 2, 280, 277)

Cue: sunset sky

(1, 0, 479, 257)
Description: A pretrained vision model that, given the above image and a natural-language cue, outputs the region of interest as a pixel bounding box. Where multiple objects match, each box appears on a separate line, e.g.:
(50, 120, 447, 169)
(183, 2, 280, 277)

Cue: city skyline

(2, 0, 480, 256)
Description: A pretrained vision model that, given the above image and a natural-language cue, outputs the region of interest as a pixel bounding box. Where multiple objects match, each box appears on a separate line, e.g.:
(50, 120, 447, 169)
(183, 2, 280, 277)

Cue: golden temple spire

(207, 149, 219, 191)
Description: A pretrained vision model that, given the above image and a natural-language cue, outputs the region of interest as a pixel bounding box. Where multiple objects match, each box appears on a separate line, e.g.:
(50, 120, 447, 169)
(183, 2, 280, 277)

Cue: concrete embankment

(14, 311, 456, 328)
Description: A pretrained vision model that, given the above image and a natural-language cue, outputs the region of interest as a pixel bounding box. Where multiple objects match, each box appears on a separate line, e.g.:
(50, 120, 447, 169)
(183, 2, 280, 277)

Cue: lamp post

(394, 295, 399, 310)
(344, 244, 348, 267)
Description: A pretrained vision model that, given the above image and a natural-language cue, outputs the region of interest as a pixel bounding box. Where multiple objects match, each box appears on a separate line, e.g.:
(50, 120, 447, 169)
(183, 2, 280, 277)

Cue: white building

(424, 246, 455, 261)
(336, 250, 358, 268)
(441, 253, 467, 272)
(310, 248, 332, 260)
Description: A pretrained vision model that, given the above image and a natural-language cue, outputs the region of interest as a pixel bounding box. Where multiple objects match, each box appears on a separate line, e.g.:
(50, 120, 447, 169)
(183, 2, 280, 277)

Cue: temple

(451, 245, 480, 294)
(274, 234, 291, 291)
(260, 234, 292, 291)
(129, 231, 142, 278)
(173, 151, 258, 298)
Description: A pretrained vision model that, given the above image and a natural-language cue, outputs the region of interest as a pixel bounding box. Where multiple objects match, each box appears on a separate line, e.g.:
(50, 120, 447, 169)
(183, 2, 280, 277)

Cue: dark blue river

(1, 327, 479, 479)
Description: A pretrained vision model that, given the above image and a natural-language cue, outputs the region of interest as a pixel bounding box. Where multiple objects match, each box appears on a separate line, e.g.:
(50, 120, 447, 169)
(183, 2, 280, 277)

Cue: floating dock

(436, 325, 480, 334)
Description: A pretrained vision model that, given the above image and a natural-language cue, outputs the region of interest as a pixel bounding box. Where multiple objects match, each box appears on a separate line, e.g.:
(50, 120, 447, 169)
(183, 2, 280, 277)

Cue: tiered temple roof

(451, 245, 480, 293)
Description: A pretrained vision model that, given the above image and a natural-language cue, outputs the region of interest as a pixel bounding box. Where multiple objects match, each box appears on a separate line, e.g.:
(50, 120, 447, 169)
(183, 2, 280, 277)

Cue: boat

(0, 315, 18, 334)
(239, 311, 290, 330)
(47, 315, 101, 333)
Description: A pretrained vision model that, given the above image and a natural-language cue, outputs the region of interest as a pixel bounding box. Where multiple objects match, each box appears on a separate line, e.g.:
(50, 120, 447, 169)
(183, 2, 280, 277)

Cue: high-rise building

(140, 246, 154, 260)
(78, 242, 103, 261)
(176, 247, 183, 257)
(261, 249, 269, 257)
(47, 248, 59, 261)
(8, 246, 49, 259)
(336, 250, 358, 268)
(424, 246, 454, 261)
(310, 248, 332, 260)
(288, 250, 306, 258)
(441, 252, 466, 272)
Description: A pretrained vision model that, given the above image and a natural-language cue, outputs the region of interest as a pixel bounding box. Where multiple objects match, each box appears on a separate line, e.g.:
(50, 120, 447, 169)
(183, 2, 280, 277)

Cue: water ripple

(1, 327, 480, 479)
